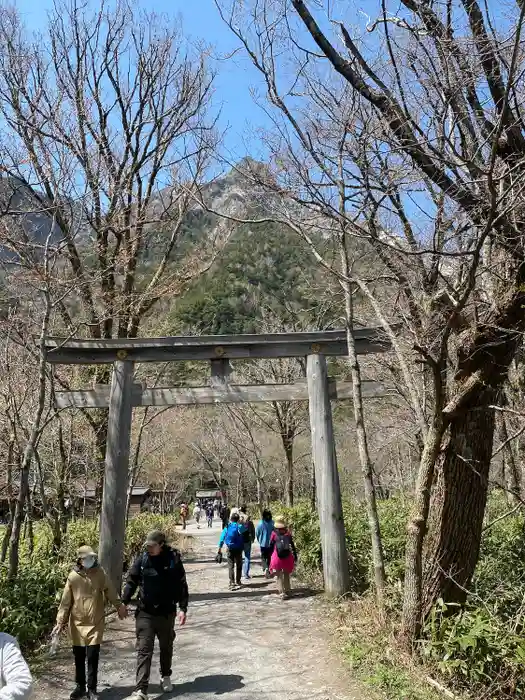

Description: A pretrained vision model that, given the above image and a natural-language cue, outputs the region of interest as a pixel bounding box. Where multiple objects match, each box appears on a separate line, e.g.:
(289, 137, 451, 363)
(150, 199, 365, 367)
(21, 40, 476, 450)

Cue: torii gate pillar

(99, 360, 135, 591)
(307, 354, 351, 596)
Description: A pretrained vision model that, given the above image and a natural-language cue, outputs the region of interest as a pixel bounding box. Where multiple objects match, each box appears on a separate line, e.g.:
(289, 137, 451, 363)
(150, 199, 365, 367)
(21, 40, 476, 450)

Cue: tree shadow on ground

(101, 674, 245, 698)
(290, 587, 322, 598)
(190, 589, 273, 602)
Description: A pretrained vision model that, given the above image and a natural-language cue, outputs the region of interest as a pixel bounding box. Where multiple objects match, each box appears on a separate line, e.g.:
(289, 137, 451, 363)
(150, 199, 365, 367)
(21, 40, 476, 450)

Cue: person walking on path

(179, 503, 189, 530)
(220, 503, 231, 529)
(218, 512, 245, 591)
(206, 503, 214, 528)
(192, 503, 202, 529)
(269, 516, 298, 600)
(256, 510, 274, 577)
(0, 633, 32, 699)
(239, 506, 255, 580)
(122, 531, 189, 700)
(53, 545, 128, 700)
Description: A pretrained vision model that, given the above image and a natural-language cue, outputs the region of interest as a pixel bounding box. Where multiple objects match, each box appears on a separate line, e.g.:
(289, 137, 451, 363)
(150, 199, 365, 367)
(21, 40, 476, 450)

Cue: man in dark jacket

(122, 531, 188, 700)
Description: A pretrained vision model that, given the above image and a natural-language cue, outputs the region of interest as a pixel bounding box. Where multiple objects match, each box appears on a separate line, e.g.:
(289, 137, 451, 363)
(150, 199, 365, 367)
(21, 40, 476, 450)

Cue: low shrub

(275, 497, 408, 592)
(422, 600, 525, 696)
(0, 561, 66, 652)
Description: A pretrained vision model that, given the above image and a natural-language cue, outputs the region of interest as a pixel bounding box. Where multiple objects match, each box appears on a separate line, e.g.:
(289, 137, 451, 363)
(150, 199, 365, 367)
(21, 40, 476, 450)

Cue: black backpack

(275, 532, 292, 559)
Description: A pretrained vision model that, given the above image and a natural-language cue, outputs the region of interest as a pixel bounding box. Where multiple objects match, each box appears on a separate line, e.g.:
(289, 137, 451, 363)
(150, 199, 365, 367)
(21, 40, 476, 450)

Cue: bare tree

(0, 0, 221, 496)
(215, 0, 525, 641)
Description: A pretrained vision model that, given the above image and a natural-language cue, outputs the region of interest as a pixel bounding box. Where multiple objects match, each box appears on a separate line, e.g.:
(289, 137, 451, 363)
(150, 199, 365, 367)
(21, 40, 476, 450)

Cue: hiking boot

(161, 676, 173, 693)
(70, 687, 87, 700)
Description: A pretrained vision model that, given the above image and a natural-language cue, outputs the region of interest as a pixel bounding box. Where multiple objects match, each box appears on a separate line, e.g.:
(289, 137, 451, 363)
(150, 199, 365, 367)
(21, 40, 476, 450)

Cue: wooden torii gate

(45, 328, 391, 595)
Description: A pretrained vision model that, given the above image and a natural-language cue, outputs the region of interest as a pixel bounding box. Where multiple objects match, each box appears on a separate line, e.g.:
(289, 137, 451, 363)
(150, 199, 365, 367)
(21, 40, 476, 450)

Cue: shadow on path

(102, 674, 245, 698)
(190, 589, 273, 602)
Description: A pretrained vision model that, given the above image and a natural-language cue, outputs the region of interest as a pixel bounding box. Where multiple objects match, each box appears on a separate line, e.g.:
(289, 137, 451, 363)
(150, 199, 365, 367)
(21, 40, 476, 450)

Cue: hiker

(256, 509, 274, 577)
(220, 503, 231, 529)
(239, 506, 256, 580)
(0, 632, 32, 699)
(206, 503, 214, 528)
(193, 503, 202, 529)
(180, 503, 189, 530)
(218, 512, 245, 590)
(122, 530, 188, 700)
(53, 545, 128, 700)
(269, 516, 298, 600)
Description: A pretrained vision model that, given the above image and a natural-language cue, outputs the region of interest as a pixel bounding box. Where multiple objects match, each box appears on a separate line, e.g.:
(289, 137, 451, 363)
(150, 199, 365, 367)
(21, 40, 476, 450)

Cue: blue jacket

(219, 522, 246, 550)
(256, 519, 274, 548)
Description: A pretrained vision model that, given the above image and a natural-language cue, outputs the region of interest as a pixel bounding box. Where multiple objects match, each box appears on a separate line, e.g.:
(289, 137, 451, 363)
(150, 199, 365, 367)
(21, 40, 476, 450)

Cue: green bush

(276, 497, 408, 592)
(422, 599, 525, 694)
(0, 561, 66, 652)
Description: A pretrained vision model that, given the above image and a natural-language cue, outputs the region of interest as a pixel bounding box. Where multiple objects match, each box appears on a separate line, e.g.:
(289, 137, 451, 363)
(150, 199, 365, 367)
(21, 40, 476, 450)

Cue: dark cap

(144, 530, 166, 546)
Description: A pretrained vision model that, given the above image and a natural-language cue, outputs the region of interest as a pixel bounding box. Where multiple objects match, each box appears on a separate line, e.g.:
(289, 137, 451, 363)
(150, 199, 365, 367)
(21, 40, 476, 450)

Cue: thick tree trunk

(422, 391, 496, 617)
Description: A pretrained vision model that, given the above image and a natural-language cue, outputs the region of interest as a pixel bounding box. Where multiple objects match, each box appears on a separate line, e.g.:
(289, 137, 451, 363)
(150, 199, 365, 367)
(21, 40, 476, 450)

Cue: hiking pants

(276, 570, 291, 595)
(242, 542, 252, 577)
(260, 546, 271, 572)
(73, 644, 100, 692)
(227, 547, 243, 585)
(135, 611, 175, 692)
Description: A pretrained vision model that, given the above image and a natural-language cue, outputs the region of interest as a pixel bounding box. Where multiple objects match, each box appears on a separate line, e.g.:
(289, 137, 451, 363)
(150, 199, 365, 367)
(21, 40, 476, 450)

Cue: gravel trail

(34, 521, 361, 700)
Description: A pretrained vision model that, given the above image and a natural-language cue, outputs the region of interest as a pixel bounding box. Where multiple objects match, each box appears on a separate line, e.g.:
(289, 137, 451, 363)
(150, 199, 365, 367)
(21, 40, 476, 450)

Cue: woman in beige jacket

(53, 545, 127, 700)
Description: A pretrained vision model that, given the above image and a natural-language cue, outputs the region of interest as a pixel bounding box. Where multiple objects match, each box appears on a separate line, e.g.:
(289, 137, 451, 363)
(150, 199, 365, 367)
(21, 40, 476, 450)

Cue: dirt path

(34, 521, 360, 700)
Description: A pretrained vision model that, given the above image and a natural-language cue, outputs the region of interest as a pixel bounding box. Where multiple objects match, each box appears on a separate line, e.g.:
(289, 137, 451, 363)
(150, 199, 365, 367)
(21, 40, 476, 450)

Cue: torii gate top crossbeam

(44, 328, 389, 364)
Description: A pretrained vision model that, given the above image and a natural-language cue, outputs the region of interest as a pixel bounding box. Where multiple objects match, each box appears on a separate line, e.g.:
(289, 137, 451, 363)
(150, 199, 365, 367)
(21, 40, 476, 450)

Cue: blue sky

(15, 0, 272, 163)
(14, 0, 510, 170)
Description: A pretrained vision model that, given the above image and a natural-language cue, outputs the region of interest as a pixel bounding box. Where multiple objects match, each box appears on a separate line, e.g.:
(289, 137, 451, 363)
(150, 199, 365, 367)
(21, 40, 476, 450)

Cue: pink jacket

(269, 529, 297, 574)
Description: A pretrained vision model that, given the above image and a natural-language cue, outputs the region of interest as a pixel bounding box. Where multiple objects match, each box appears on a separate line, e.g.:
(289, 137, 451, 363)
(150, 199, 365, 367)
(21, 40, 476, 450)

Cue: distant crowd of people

(179, 500, 298, 599)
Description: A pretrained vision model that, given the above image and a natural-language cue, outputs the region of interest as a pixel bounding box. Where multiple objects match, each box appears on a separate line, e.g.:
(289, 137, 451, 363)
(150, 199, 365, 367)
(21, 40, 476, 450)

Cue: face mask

(83, 556, 96, 569)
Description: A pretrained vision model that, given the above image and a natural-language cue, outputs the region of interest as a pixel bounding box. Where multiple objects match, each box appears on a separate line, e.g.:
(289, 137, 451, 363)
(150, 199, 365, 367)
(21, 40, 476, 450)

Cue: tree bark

(422, 389, 496, 617)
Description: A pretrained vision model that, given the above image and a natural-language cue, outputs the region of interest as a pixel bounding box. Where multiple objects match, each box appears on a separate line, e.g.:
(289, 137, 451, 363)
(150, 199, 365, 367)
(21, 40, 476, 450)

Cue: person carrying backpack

(218, 513, 245, 591)
(122, 531, 188, 699)
(269, 516, 297, 600)
(239, 506, 256, 580)
(256, 509, 274, 577)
